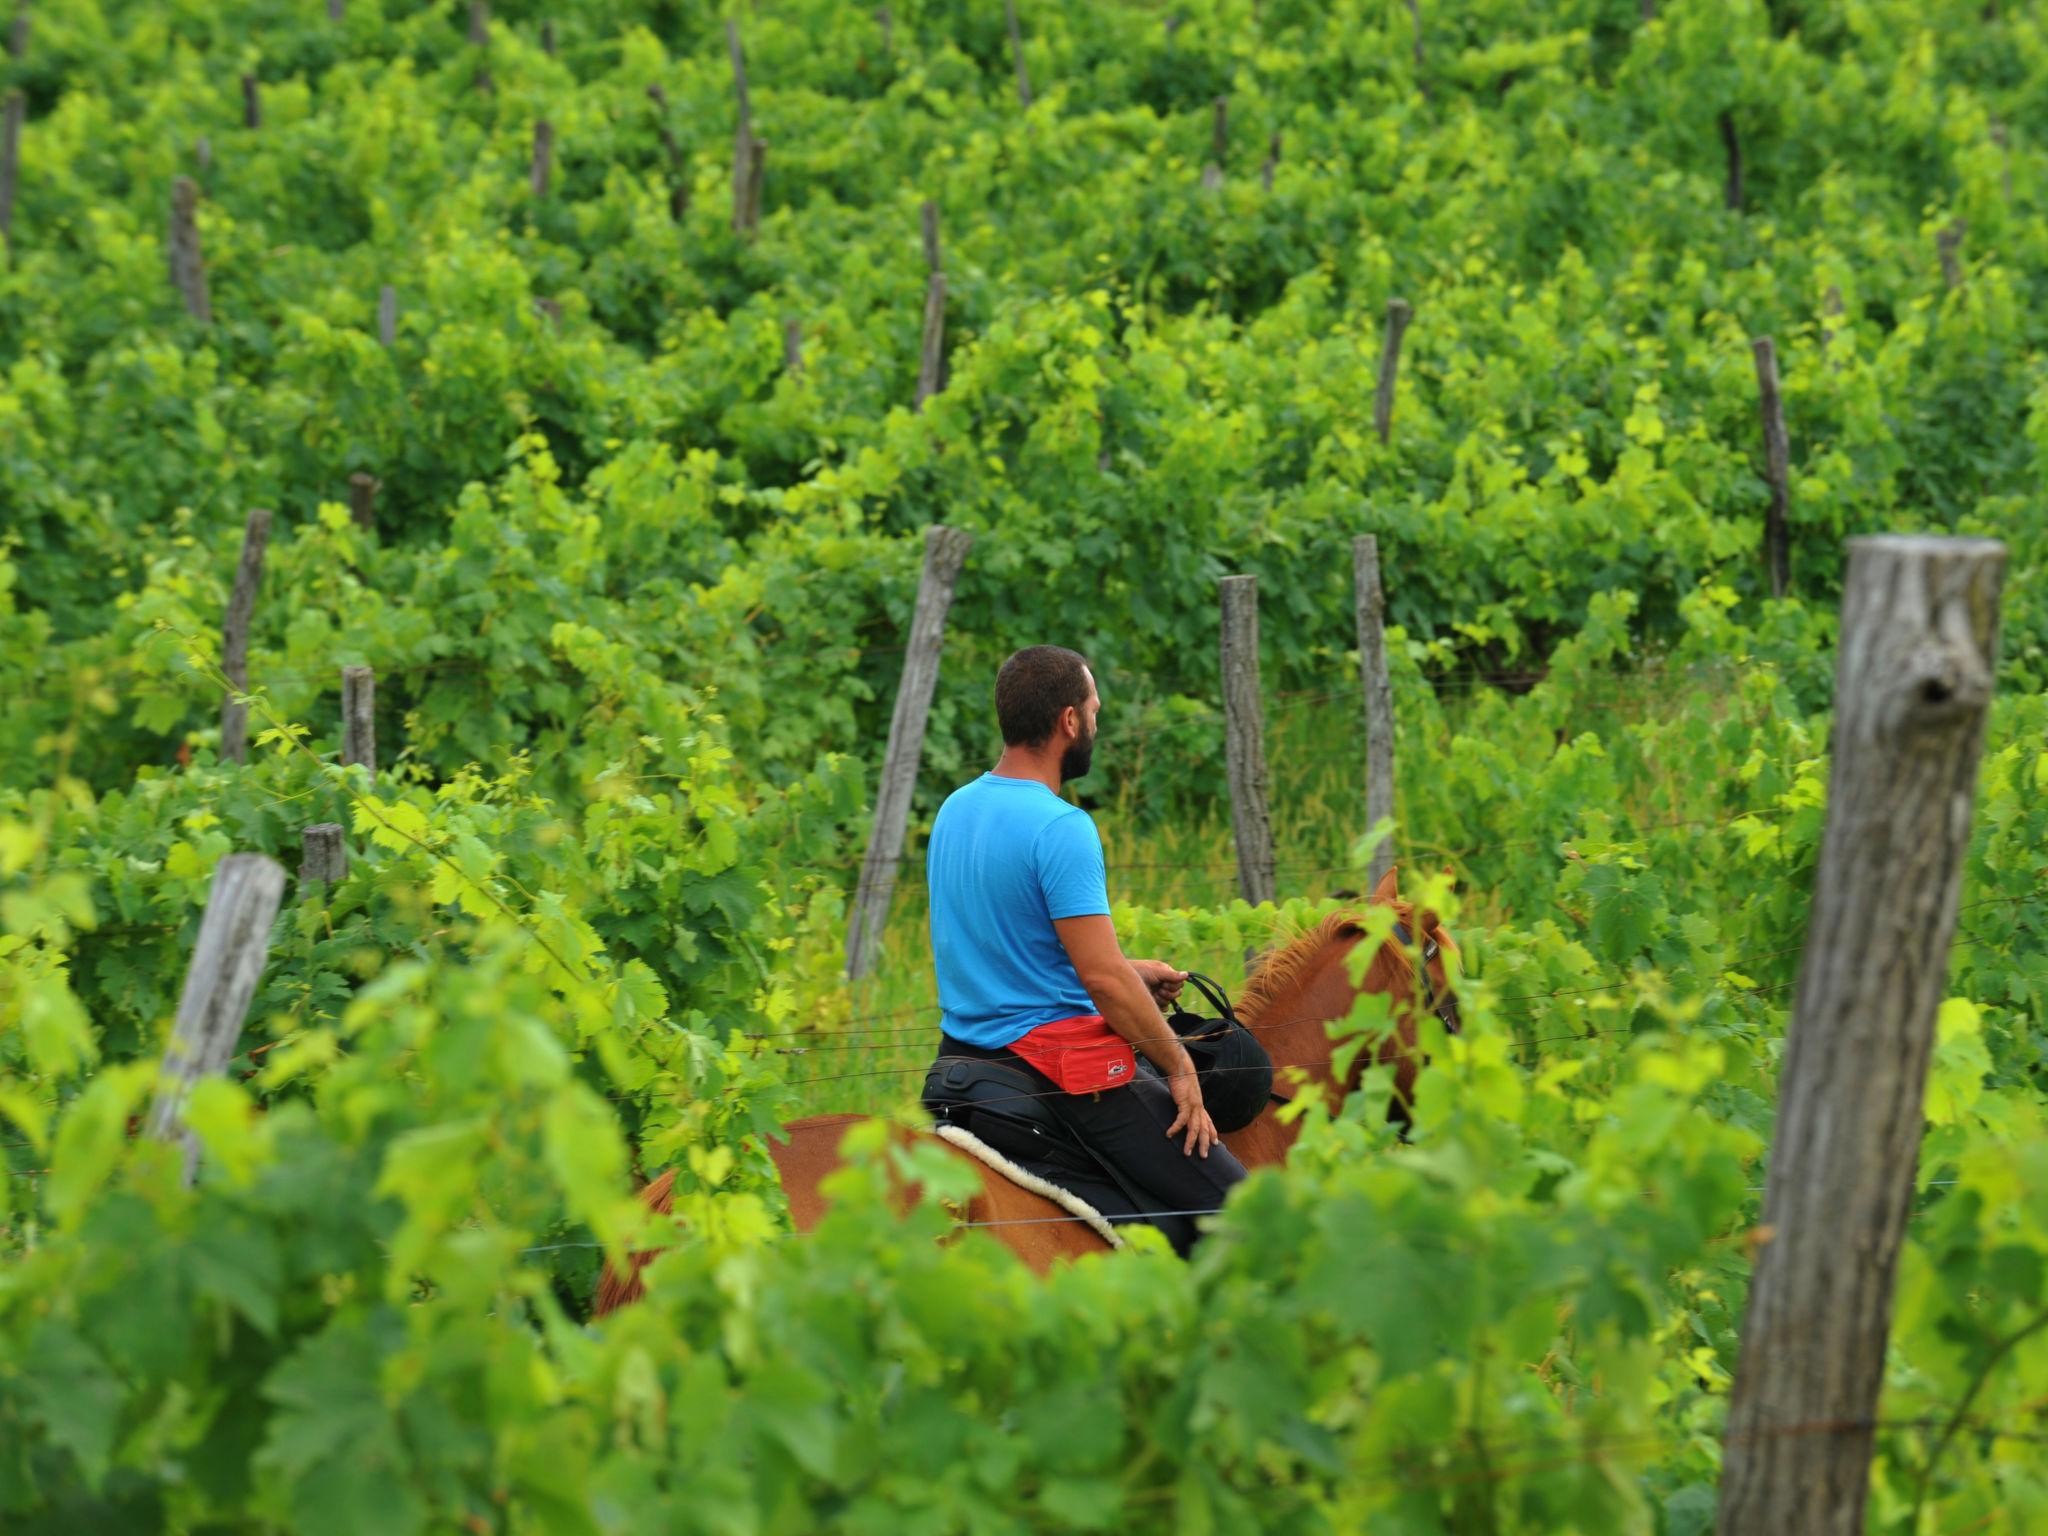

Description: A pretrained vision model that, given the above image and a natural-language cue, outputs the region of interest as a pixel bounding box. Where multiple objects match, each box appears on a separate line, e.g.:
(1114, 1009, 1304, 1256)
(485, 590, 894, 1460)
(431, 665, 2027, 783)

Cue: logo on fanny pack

(1107, 1061, 1128, 1079)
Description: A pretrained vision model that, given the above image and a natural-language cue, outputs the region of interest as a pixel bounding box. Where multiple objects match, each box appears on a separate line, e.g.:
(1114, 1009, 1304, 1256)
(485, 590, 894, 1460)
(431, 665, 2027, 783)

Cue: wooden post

(1720, 109, 1743, 211)
(327, 0, 344, 20)
(144, 853, 287, 1184)
(727, 19, 754, 235)
(1406, 0, 1427, 98)
(241, 73, 261, 130)
(377, 283, 397, 347)
(1716, 535, 2005, 1536)
(301, 823, 346, 889)
(915, 271, 946, 409)
(8, 2, 28, 59)
(348, 471, 378, 533)
(1260, 132, 1280, 192)
(467, 0, 488, 45)
(219, 509, 271, 765)
(921, 198, 941, 274)
(1220, 576, 1276, 907)
(168, 176, 211, 324)
(740, 136, 766, 233)
(541, 19, 555, 55)
(1354, 536, 1396, 892)
(1005, 0, 1032, 108)
(531, 118, 553, 199)
(1201, 96, 1227, 189)
(1373, 297, 1414, 445)
(1753, 336, 1791, 600)
(341, 665, 375, 773)
(845, 526, 974, 980)
(1, 90, 21, 251)
(1937, 218, 1965, 290)
(783, 316, 803, 374)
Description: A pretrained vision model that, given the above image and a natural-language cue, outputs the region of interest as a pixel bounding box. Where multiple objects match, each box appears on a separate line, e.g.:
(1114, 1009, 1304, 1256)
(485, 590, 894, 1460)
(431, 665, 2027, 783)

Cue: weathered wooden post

(1717, 535, 2005, 1536)
(8, 1, 28, 58)
(1260, 132, 1280, 192)
(348, 471, 378, 533)
(1354, 535, 1396, 891)
(920, 198, 941, 274)
(783, 316, 803, 374)
(845, 526, 974, 981)
(915, 271, 946, 409)
(727, 20, 765, 237)
(531, 118, 553, 199)
(468, 0, 492, 92)
(144, 853, 287, 1184)
(1201, 96, 1227, 189)
(648, 84, 689, 221)
(540, 19, 555, 55)
(1005, 0, 1032, 107)
(301, 824, 346, 890)
(169, 176, 211, 323)
(1937, 218, 1965, 290)
(1, 90, 22, 250)
(1753, 336, 1791, 600)
(1720, 109, 1743, 211)
(1406, 0, 1427, 98)
(341, 665, 375, 773)
(377, 283, 397, 346)
(1220, 575, 1276, 907)
(241, 73, 261, 130)
(1374, 298, 1414, 444)
(219, 509, 272, 765)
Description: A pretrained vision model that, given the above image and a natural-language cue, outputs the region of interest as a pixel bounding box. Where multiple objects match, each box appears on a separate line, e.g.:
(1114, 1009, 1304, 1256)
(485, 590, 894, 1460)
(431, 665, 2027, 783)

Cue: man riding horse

(920, 645, 1248, 1256)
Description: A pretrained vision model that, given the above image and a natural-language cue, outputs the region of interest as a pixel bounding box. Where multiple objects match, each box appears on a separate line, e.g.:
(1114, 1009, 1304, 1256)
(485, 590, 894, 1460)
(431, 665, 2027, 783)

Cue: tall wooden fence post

(8, 1, 28, 59)
(377, 283, 397, 346)
(1, 90, 22, 251)
(1717, 535, 2005, 1536)
(1220, 575, 1276, 907)
(1201, 96, 1227, 189)
(1260, 132, 1281, 192)
(1354, 535, 1396, 892)
(348, 471, 378, 532)
(1753, 336, 1791, 600)
(1374, 297, 1413, 444)
(168, 176, 211, 323)
(915, 271, 946, 409)
(920, 198, 941, 275)
(144, 853, 287, 1183)
(241, 73, 261, 130)
(341, 665, 375, 772)
(301, 823, 345, 891)
(531, 118, 553, 199)
(845, 526, 974, 981)
(219, 509, 272, 764)
(727, 20, 764, 237)
(1005, 0, 1032, 107)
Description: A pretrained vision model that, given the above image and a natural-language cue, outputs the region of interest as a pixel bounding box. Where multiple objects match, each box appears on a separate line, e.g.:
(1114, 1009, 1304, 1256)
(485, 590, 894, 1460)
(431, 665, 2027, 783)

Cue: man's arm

(1053, 914, 1219, 1158)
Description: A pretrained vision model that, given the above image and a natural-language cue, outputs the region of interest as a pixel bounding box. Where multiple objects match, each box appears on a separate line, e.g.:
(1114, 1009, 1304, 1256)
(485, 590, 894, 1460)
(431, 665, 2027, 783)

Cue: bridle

(1393, 920, 1462, 1036)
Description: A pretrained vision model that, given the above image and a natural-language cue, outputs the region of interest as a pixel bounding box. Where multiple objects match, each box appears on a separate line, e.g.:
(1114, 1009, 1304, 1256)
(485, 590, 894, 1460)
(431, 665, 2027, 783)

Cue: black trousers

(927, 1044, 1248, 1258)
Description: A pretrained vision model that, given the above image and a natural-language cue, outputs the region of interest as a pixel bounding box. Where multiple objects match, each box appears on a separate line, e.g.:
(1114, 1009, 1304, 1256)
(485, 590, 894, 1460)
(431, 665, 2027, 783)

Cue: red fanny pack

(1008, 1014, 1137, 1095)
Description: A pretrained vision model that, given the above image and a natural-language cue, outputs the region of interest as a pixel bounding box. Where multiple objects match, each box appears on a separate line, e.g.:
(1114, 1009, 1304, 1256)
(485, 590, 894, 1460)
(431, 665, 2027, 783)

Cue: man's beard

(1060, 723, 1095, 782)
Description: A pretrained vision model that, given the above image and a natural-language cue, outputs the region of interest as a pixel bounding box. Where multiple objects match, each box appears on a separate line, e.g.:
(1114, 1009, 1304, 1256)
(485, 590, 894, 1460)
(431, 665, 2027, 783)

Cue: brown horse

(594, 867, 1459, 1312)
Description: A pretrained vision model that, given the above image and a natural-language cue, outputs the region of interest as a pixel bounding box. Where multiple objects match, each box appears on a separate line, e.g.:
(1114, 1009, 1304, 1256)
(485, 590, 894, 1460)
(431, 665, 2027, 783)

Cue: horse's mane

(1237, 903, 1419, 1025)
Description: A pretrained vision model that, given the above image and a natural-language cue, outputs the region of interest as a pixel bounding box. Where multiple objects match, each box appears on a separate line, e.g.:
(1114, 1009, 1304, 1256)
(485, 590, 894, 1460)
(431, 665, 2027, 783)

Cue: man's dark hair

(996, 646, 1092, 747)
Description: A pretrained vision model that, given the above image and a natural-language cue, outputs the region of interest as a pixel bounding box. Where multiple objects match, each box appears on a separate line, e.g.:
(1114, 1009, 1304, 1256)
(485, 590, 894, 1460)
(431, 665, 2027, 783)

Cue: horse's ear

(1370, 866, 1399, 905)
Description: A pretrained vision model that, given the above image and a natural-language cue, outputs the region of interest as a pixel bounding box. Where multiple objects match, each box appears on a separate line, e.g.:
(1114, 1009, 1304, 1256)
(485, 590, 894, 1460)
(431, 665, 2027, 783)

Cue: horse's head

(1360, 865, 1462, 1037)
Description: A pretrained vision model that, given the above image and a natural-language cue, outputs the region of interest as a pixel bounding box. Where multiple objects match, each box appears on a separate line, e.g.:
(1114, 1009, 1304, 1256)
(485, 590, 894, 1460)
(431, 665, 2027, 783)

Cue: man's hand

(1163, 1067, 1218, 1158)
(1131, 958, 1187, 1007)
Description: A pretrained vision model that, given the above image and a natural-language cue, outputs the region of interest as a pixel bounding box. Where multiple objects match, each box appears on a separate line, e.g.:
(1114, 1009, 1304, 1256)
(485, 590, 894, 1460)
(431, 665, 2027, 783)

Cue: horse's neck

(1225, 937, 1366, 1167)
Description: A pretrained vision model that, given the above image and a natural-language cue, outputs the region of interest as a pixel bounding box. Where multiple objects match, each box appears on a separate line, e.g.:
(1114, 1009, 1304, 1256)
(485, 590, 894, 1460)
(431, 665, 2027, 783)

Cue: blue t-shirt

(927, 772, 1110, 1048)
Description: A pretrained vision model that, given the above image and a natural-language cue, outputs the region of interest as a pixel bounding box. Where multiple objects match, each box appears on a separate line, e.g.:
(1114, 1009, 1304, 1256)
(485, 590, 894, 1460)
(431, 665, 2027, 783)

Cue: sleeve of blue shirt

(1035, 809, 1110, 920)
